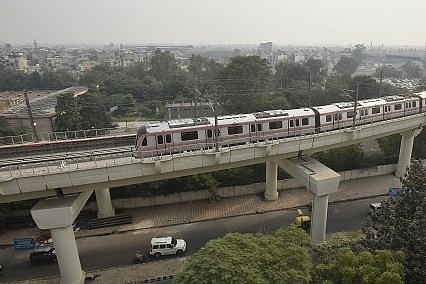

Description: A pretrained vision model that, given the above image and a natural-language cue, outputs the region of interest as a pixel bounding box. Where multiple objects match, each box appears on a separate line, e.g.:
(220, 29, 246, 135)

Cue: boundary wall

(87, 163, 398, 210)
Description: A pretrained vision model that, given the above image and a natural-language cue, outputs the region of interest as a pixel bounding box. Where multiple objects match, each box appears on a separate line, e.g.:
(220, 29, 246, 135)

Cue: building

(0, 86, 89, 133)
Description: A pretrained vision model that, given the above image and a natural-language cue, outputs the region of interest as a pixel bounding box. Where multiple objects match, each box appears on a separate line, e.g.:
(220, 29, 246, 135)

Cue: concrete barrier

(91, 163, 401, 209)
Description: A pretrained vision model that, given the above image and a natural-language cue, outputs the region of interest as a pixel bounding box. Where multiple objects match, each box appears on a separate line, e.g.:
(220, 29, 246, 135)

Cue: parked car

(29, 246, 57, 265)
(149, 236, 186, 258)
(369, 202, 382, 213)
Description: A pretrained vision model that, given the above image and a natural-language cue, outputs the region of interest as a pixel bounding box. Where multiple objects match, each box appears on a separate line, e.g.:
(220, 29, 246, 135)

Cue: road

(0, 196, 385, 282)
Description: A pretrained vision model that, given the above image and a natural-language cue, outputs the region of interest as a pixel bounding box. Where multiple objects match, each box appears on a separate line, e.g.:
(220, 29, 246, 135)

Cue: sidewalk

(0, 174, 400, 246)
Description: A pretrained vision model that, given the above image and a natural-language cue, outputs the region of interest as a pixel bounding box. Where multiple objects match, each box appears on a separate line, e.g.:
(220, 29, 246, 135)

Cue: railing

(1, 112, 425, 178)
(0, 126, 137, 146)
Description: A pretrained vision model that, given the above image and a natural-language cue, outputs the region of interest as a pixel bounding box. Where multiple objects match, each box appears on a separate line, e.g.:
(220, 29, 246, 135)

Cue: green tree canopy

(314, 248, 405, 284)
(314, 144, 379, 172)
(374, 65, 403, 79)
(78, 93, 112, 129)
(334, 56, 359, 76)
(401, 62, 422, 79)
(273, 62, 310, 89)
(174, 226, 312, 284)
(362, 160, 426, 283)
(304, 58, 325, 77)
(148, 49, 181, 82)
(217, 56, 273, 114)
(54, 93, 81, 131)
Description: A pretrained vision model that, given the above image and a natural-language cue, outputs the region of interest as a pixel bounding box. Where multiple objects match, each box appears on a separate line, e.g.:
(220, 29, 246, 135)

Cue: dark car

(29, 246, 57, 265)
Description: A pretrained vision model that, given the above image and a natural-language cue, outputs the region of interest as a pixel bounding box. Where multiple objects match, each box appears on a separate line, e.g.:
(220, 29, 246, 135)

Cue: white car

(369, 202, 382, 213)
(149, 236, 186, 257)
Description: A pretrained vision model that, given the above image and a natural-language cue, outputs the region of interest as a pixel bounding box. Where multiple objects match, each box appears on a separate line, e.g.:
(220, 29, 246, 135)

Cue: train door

(333, 112, 342, 129)
(164, 133, 173, 153)
(155, 134, 166, 155)
(288, 118, 300, 136)
(206, 128, 214, 148)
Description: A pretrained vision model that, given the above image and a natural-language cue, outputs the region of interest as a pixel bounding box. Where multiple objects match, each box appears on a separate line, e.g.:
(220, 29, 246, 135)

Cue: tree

(401, 62, 422, 79)
(374, 65, 403, 79)
(351, 44, 366, 65)
(105, 93, 136, 116)
(54, 93, 81, 131)
(304, 58, 324, 77)
(217, 56, 273, 114)
(148, 49, 181, 82)
(314, 144, 378, 172)
(273, 62, 310, 90)
(0, 116, 17, 136)
(314, 248, 405, 284)
(78, 93, 112, 129)
(362, 160, 426, 283)
(174, 226, 312, 284)
(334, 56, 358, 76)
(350, 75, 380, 100)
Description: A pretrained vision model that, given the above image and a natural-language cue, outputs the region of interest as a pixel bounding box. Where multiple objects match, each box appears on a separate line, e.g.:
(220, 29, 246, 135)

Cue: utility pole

(378, 70, 383, 98)
(308, 74, 311, 107)
(352, 84, 359, 129)
(24, 90, 39, 142)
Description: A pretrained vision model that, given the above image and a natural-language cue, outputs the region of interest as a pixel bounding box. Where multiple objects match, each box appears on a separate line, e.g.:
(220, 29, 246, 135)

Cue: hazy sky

(1, 0, 425, 46)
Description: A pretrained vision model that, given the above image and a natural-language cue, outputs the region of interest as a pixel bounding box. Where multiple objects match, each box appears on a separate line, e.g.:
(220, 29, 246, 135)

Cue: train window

(365, 109, 369, 115)
(166, 134, 171, 143)
(207, 129, 213, 138)
(412, 101, 416, 107)
(142, 138, 147, 146)
(295, 119, 300, 127)
(326, 115, 332, 122)
(334, 113, 342, 120)
(228, 125, 243, 135)
(157, 135, 164, 145)
(394, 104, 402, 110)
(181, 131, 199, 141)
(302, 118, 308, 125)
(347, 111, 354, 118)
(270, 121, 283, 129)
(257, 124, 262, 131)
(372, 107, 380, 114)
(289, 120, 294, 127)
(250, 124, 256, 132)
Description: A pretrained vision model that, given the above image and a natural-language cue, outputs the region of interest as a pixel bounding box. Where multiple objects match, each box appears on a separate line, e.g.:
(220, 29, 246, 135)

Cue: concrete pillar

(395, 129, 421, 178)
(95, 188, 115, 218)
(31, 191, 92, 284)
(311, 194, 329, 244)
(51, 226, 85, 284)
(277, 156, 340, 244)
(264, 161, 278, 201)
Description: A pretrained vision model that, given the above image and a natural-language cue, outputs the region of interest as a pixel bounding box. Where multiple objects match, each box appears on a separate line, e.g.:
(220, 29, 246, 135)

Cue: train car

(413, 91, 426, 113)
(134, 92, 426, 158)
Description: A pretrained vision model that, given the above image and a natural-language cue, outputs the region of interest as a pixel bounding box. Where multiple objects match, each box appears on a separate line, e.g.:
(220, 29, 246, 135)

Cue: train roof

(357, 98, 388, 107)
(414, 90, 426, 99)
(311, 104, 340, 113)
(254, 108, 314, 119)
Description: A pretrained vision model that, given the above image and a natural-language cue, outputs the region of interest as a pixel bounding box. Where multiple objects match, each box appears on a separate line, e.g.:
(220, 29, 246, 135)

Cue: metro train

(134, 91, 426, 158)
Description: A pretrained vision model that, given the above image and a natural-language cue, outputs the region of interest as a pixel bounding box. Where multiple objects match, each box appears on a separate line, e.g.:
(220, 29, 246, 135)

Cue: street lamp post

(208, 100, 220, 152)
(24, 90, 39, 142)
(340, 83, 359, 129)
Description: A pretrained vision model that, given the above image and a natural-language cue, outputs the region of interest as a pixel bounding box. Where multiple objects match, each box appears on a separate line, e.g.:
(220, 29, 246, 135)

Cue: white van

(150, 236, 186, 257)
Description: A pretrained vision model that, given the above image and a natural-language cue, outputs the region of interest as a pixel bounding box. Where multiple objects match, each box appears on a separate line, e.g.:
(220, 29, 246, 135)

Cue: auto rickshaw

(295, 209, 311, 233)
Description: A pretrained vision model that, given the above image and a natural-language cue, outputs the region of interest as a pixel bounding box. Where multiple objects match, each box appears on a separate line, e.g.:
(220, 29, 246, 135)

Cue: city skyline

(1, 0, 426, 46)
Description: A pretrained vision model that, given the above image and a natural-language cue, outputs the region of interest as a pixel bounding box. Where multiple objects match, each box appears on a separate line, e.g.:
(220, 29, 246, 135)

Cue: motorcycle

(133, 251, 147, 263)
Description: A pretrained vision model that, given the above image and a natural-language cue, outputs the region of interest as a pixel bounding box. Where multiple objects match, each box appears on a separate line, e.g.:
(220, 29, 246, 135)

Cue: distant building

(259, 42, 273, 52)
